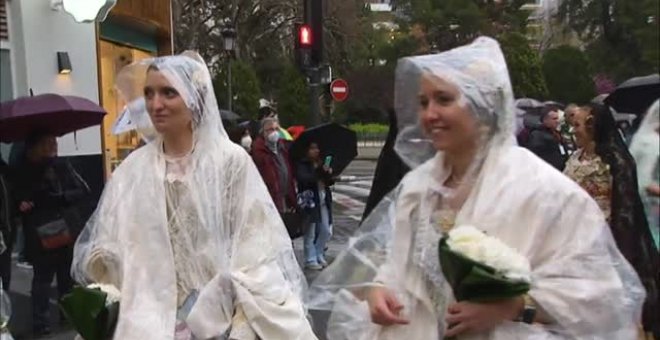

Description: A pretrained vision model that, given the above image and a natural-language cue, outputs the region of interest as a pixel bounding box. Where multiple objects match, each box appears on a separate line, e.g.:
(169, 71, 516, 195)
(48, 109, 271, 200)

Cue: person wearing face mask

(251, 117, 297, 214)
(240, 129, 253, 153)
(527, 105, 569, 170)
(13, 132, 91, 336)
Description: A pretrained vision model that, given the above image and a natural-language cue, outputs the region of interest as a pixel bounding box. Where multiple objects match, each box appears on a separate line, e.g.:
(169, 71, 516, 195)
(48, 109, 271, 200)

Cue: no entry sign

(330, 79, 349, 102)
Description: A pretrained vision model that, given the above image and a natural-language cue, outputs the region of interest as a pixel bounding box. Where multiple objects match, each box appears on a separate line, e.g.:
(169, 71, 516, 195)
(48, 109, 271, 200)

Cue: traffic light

(299, 24, 313, 48)
(295, 23, 313, 70)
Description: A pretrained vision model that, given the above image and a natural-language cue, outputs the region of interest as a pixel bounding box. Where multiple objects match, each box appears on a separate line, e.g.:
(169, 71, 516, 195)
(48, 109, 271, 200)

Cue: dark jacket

(295, 159, 334, 225)
(527, 127, 568, 171)
(362, 111, 410, 221)
(14, 159, 90, 261)
(251, 137, 297, 212)
(0, 161, 14, 247)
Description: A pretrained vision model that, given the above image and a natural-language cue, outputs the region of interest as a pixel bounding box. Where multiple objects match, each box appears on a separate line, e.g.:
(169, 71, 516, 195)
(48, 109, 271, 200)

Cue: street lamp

(221, 26, 237, 112)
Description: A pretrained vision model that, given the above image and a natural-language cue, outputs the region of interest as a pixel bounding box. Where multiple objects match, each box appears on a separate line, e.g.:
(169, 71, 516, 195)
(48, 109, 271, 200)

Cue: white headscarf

(393, 37, 516, 169)
(72, 52, 314, 339)
(630, 100, 660, 248)
(307, 37, 643, 340)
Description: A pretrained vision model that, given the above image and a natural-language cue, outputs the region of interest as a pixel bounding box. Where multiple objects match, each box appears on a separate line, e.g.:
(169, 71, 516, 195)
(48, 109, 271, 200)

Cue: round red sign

(330, 79, 349, 102)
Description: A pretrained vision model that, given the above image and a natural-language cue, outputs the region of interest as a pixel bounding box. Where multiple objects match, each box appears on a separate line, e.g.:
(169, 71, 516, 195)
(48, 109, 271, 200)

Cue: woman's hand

(445, 297, 523, 337)
(19, 201, 34, 213)
(174, 320, 193, 340)
(322, 165, 333, 175)
(366, 286, 410, 326)
(646, 183, 660, 197)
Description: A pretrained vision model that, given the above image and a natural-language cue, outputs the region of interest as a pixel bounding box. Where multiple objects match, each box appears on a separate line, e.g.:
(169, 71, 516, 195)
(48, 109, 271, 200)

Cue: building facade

(0, 0, 172, 198)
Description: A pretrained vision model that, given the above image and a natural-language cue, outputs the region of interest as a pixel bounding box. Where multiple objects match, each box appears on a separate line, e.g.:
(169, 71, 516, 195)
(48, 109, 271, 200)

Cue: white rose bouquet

(439, 225, 531, 302)
(59, 283, 121, 340)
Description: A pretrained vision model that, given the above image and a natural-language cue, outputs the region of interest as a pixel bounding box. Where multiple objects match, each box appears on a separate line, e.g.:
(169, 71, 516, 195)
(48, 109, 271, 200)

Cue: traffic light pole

(308, 67, 321, 126)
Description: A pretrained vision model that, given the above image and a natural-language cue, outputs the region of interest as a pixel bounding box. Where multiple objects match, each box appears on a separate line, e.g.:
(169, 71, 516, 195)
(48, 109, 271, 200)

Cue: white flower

(447, 225, 531, 283)
(88, 283, 121, 305)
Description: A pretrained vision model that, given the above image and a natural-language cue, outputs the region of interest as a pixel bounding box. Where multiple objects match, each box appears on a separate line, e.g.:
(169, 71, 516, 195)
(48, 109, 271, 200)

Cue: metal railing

(356, 132, 387, 147)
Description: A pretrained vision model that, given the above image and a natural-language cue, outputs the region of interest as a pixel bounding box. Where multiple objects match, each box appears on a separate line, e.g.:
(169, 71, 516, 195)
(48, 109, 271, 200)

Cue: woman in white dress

(71, 52, 317, 340)
(307, 37, 645, 339)
(630, 100, 660, 250)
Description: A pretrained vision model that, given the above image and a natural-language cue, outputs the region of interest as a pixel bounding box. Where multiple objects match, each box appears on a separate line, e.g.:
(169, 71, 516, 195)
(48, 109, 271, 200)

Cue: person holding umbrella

(295, 140, 335, 270)
(0, 151, 15, 293)
(12, 132, 91, 336)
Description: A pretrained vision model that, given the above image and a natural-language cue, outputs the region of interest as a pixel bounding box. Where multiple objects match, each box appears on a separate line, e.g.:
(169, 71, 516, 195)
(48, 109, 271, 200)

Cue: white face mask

(267, 131, 280, 144)
(240, 135, 252, 150)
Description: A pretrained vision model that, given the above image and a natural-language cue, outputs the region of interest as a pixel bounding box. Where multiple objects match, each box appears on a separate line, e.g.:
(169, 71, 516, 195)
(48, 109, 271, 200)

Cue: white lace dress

(164, 153, 259, 340)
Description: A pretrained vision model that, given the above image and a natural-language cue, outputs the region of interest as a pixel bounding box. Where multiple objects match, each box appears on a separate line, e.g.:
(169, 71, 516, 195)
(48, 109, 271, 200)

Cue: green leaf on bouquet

(438, 238, 530, 302)
(59, 286, 119, 340)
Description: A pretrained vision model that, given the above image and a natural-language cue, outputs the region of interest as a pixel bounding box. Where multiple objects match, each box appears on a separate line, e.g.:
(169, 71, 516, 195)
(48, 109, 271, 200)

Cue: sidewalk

(356, 145, 383, 160)
(6, 197, 364, 340)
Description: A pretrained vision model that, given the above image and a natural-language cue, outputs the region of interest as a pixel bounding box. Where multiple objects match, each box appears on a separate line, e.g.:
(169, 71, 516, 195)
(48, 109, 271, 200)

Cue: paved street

(5, 159, 377, 340)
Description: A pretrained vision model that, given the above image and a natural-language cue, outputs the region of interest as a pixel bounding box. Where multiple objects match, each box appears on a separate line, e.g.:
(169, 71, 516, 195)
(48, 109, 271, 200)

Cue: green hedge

(348, 123, 389, 135)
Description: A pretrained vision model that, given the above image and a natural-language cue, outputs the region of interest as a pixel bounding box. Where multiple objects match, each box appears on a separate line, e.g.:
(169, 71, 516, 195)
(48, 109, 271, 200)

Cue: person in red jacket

(251, 118, 297, 212)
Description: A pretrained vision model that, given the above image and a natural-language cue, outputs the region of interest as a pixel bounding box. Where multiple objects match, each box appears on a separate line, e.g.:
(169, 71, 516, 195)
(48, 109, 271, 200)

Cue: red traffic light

(299, 25, 313, 48)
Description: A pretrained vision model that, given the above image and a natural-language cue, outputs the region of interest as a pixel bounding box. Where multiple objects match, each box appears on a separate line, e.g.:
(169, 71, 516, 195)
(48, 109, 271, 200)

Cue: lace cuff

(228, 305, 258, 340)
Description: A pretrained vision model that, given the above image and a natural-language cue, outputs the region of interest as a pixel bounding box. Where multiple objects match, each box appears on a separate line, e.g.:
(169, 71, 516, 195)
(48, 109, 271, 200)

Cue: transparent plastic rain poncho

(71, 52, 316, 340)
(630, 100, 660, 248)
(307, 37, 645, 339)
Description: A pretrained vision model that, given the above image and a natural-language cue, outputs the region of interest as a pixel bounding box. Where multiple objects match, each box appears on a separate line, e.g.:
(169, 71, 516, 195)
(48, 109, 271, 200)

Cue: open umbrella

(0, 94, 106, 142)
(219, 109, 241, 121)
(592, 94, 608, 105)
(605, 74, 660, 114)
(289, 123, 357, 176)
(543, 101, 565, 110)
(515, 98, 543, 110)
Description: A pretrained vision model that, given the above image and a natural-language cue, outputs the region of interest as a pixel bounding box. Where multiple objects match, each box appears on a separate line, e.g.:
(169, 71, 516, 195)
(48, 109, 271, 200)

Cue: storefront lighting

(57, 52, 72, 74)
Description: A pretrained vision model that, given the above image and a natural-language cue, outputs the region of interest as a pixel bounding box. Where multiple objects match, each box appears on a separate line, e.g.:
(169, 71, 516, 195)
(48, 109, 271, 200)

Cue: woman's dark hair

(25, 131, 51, 151)
(539, 105, 556, 122)
(258, 106, 275, 120)
(584, 103, 660, 331)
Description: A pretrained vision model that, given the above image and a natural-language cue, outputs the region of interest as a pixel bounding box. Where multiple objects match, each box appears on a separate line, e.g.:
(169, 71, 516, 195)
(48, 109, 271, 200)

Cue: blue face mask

(267, 131, 280, 144)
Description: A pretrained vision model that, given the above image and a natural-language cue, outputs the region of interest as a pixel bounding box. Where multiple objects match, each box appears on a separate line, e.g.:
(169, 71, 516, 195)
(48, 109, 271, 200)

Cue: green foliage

(397, 0, 530, 52)
(542, 46, 595, 104)
(276, 64, 310, 126)
(499, 32, 549, 99)
(348, 123, 389, 135)
(559, 0, 659, 81)
(213, 61, 261, 118)
(341, 66, 394, 124)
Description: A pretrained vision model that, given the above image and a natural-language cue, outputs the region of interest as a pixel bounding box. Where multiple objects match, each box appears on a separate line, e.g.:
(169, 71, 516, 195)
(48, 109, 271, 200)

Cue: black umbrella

(604, 74, 660, 114)
(515, 98, 543, 110)
(543, 101, 565, 110)
(219, 109, 240, 121)
(289, 123, 357, 176)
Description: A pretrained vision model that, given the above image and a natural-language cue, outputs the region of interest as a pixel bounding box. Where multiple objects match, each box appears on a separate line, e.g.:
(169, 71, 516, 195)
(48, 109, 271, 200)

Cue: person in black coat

(295, 141, 335, 270)
(0, 153, 15, 292)
(362, 109, 410, 221)
(14, 133, 90, 336)
(528, 106, 569, 171)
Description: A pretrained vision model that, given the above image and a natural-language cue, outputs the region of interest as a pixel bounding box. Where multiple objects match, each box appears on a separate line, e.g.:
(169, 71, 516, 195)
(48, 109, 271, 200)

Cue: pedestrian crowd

(0, 36, 657, 340)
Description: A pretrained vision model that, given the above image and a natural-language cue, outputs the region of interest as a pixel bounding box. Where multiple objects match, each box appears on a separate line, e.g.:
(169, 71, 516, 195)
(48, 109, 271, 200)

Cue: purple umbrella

(0, 93, 106, 142)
